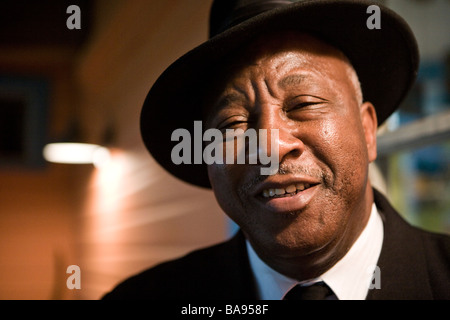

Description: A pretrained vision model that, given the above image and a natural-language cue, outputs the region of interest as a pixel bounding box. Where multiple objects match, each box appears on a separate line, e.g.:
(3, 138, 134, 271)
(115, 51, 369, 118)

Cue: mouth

(253, 178, 321, 213)
(260, 182, 318, 199)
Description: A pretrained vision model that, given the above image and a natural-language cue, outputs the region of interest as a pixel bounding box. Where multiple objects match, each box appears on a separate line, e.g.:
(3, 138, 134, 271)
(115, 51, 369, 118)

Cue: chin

(247, 215, 340, 259)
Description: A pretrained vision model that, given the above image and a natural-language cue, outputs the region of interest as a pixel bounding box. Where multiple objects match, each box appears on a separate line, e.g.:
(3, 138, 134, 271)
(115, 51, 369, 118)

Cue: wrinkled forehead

(202, 31, 360, 121)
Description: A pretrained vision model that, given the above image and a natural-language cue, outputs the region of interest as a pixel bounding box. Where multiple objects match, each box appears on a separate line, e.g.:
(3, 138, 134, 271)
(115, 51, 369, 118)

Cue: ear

(360, 102, 378, 163)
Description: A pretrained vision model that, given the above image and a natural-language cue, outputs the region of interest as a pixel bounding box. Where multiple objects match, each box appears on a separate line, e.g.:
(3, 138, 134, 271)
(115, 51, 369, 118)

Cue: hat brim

(140, 0, 419, 188)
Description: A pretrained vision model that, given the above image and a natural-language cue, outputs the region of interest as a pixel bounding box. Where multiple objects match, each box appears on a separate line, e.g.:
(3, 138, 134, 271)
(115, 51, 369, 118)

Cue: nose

(257, 108, 305, 164)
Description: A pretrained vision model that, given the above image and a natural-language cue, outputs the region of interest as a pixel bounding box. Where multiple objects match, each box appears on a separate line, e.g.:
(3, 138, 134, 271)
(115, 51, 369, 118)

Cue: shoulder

(417, 227, 450, 297)
(102, 240, 231, 300)
(373, 188, 450, 299)
(419, 227, 450, 258)
(102, 232, 254, 299)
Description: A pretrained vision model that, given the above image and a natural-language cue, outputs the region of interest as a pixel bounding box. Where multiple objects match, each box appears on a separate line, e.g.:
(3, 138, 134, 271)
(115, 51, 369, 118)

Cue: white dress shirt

(246, 203, 384, 300)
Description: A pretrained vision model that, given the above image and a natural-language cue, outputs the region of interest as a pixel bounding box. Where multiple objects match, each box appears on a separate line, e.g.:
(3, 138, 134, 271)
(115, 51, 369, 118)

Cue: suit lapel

(214, 230, 259, 299)
(366, 189, 433, 299)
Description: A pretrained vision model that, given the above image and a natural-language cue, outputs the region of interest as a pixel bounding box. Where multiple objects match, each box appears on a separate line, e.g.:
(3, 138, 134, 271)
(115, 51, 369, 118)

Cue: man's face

(206, 33, 377, 267)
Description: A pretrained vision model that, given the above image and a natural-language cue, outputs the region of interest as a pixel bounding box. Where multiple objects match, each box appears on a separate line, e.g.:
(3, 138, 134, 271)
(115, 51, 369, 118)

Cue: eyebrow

(214, 91, 246, 111)
(278, 74, 306, 90)
(205, 91, 246, 125)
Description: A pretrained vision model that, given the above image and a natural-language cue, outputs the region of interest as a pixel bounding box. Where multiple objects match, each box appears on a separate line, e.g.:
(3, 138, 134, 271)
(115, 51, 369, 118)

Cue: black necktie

(283, 282, 336, 300)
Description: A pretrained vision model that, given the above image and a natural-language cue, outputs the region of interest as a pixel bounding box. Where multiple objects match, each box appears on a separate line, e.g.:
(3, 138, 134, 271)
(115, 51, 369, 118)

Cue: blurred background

(0, 0, 448, 300)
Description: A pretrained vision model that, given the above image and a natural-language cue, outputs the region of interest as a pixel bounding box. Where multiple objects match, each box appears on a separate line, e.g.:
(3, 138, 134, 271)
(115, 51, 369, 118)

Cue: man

(103, 0, 450, 300)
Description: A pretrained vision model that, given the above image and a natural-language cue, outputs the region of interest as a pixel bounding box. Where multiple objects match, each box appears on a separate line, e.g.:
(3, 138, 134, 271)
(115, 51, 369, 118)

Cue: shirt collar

(246, 203, 384, 300)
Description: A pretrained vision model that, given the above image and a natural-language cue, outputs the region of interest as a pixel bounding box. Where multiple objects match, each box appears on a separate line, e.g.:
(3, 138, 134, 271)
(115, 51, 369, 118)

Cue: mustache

(239, 162, 331, 194)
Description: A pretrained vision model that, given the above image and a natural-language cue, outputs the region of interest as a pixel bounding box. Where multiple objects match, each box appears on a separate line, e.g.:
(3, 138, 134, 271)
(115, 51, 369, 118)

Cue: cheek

(313, 119, 368, 189)
(207, 164, 242, 216)
(207, 164, 228, 194)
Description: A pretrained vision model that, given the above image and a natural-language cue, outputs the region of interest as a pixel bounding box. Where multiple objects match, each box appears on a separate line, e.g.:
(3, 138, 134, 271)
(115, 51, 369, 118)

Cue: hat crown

(209, 0, 294, 38)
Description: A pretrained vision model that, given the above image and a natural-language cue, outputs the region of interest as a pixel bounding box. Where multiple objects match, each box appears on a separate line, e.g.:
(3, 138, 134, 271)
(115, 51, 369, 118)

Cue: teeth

(261, 183, 314, 198)
(285, 184, 297, 193)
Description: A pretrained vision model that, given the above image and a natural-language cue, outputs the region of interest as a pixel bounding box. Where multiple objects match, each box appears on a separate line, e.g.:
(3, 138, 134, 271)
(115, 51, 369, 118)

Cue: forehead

(203, 32, 356, 117)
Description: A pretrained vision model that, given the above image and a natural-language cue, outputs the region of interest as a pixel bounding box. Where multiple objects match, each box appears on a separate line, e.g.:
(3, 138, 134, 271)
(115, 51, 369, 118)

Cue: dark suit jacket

(103, 189, 450, 300)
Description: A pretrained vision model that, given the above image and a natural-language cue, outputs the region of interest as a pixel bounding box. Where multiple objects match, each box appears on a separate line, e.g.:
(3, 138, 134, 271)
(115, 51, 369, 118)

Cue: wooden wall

(0, 0, 228, 300)
(76, 0, 228, 299)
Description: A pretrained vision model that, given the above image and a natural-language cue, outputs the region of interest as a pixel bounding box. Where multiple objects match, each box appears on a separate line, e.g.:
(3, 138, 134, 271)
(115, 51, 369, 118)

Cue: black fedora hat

(140, 0, 419, 188)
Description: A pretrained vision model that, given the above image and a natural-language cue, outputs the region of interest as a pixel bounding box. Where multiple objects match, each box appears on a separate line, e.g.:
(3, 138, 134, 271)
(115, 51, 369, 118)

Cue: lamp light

(43, 118, 113, 167)
(43, 142, 110, 167)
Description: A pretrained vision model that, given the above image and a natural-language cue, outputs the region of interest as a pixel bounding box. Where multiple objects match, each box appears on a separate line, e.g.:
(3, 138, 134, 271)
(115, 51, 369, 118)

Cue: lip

(252, 176, 321, 214)
(252, 176, 321, 197)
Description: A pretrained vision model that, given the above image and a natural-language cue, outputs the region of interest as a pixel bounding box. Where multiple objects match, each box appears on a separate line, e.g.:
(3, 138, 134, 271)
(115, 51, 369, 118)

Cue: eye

(288, 102, 325, 115)
(217, 116, 249, 132)
(285, 95, 328, 112)
(290, 102, 321, 110)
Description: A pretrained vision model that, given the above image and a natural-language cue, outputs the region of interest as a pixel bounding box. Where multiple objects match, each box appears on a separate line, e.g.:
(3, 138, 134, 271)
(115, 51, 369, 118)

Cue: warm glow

(43, 143, 111, 167)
